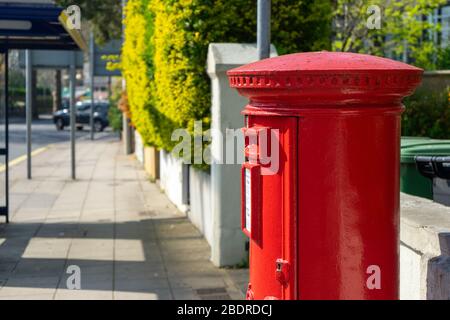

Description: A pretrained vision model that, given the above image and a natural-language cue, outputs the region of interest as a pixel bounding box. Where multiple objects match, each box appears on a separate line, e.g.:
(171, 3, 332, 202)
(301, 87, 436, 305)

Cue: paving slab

(0, 134, 245, 300)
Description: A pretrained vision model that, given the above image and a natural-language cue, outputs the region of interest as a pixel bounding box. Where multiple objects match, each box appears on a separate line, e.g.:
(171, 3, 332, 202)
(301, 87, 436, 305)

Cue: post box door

(244, 116, 298, 300)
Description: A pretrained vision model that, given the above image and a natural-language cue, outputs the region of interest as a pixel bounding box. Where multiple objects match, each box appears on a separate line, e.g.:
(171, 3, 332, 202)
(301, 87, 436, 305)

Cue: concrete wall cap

(423, 70, 450, 76)
(207, 43, 277, 75)
(401, 193, 450, 257)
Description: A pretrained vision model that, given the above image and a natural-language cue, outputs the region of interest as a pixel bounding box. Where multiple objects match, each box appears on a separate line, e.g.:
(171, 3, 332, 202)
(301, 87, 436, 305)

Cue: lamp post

(70, 52, 76, 180)
(89, 32, 95, 141)
(121, 0, 132, 154)
(25, 50, 32, 179)
(257, 0, 271, 60)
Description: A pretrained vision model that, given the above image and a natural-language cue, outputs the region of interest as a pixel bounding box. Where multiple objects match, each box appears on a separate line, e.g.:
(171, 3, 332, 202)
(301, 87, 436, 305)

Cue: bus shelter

(0, 2, 86, 222)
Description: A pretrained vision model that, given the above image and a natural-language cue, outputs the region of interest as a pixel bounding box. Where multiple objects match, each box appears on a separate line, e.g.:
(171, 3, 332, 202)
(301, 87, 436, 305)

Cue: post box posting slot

(241, 162, 261, 242)
(243, 126, 271, 165)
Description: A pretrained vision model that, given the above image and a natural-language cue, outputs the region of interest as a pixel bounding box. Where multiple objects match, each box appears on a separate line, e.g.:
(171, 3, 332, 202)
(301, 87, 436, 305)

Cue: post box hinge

(275, 259, 290, 285)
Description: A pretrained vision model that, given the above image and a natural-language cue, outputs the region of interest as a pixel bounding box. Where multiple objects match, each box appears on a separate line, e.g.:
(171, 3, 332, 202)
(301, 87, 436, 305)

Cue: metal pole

(70, 52, 76, 180)
(257, 0, 271, 60)
(122, 0, 132, 154)
(89, 33, 95, 141)
(5, 50, 9, 223)
(25, 50, 32, 180)
(108, 76, 111, 98)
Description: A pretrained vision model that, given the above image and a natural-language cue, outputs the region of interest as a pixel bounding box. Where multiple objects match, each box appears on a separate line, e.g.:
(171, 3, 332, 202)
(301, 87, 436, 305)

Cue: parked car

(53, 101, 110, 132)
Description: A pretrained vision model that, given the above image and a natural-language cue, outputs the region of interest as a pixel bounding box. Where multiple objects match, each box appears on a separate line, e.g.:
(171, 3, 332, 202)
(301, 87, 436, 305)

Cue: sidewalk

(0, 133, 245, 300)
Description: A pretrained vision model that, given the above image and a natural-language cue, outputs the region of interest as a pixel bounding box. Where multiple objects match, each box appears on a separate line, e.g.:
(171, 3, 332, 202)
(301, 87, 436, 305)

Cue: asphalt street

(7, 118, 91, 161)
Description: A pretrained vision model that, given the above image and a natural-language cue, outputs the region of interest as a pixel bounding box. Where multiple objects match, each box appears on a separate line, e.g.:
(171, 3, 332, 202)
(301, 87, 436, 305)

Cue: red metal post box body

(227, 52, 422, 300)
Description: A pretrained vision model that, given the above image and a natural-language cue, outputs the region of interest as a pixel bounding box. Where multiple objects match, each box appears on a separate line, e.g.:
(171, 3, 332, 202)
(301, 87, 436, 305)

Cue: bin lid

(401, 137, 450, 163)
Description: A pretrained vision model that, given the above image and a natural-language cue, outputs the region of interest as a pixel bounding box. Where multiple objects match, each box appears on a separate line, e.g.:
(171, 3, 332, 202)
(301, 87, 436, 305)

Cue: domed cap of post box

(227, 51, 423, 108)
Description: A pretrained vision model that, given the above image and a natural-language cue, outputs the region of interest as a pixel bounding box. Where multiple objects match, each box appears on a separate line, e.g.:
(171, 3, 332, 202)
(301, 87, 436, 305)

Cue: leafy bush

(123, 0, 333, 154)
(108, 106, 123, 132)
(122, 0, 160, 145)
(403, 88, 450, 139)
(332, 0, 447, 70)
(437, 47, 450, 70)
(108, 81, 123, 132)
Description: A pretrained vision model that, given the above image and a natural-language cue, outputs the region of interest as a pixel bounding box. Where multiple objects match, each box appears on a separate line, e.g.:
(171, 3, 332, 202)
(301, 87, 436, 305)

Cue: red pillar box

(227, 52, 423, 300)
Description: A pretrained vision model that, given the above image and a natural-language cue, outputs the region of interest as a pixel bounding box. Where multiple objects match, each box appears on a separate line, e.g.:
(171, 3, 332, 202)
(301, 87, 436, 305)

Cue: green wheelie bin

(400, 137, 450, 200)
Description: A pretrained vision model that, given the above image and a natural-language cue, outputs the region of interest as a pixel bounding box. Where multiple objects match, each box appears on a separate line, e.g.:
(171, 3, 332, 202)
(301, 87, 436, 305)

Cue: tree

(55, 0, 122, 44)
(333, 0, 447, 69)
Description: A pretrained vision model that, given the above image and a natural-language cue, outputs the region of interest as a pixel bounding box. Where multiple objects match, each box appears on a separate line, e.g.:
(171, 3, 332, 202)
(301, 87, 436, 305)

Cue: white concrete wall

(400, 244, 422, 300)
(189, 167, 213, 246)
(159, 150, 188, 213)
(400, 193, 450, 300)
(134, 130, 144, 165)
(206, 43, 278, 267)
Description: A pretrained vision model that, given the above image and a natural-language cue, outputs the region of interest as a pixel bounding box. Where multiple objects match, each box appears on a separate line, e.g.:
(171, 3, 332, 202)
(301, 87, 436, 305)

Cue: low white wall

(400, 193, 450, 300)
(189, 167, 213, 246)
(134, 130, 144, 165)
(159, 150, 188, 213)
(206, 43, 278, 267)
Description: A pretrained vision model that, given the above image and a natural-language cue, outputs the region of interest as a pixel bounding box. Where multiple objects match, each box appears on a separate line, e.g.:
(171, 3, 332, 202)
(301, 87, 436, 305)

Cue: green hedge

(108, 81, 123, 132)
(122, 0, 158, 144)
(122, 0, 333, 154)
(403, 88, 450, 139)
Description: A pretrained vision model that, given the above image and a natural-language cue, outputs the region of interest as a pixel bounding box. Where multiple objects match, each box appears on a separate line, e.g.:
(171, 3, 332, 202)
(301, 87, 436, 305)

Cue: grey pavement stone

(12, 259, 66, 278)
(223, 269, 248, 299)
(113, 291, 163, 300)
(0, 262, 16, 274)
(0, 293, 55, 300)
(3, 276, 60, 290)
(165, 261, 226, 278)
(54, 288, 113, 300)
(162, 249, 211, 263)
(114, 277, 171, 292)
(172, 288, 201, 300)
(114, 262, 166, 279)
(0, 276, 58, 297)
(0, 134, 244, 300)
(169, 275, 228, 290)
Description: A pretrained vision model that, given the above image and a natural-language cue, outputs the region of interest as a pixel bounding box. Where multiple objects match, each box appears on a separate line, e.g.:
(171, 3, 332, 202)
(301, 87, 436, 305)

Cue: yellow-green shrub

(122, 0, 161, 146)
(123, 0, 332, 153)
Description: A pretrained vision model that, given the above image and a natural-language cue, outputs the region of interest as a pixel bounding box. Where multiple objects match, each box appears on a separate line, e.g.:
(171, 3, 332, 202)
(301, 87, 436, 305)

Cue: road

(7, 118, 93, 161)
(0, 117, 116, 209)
